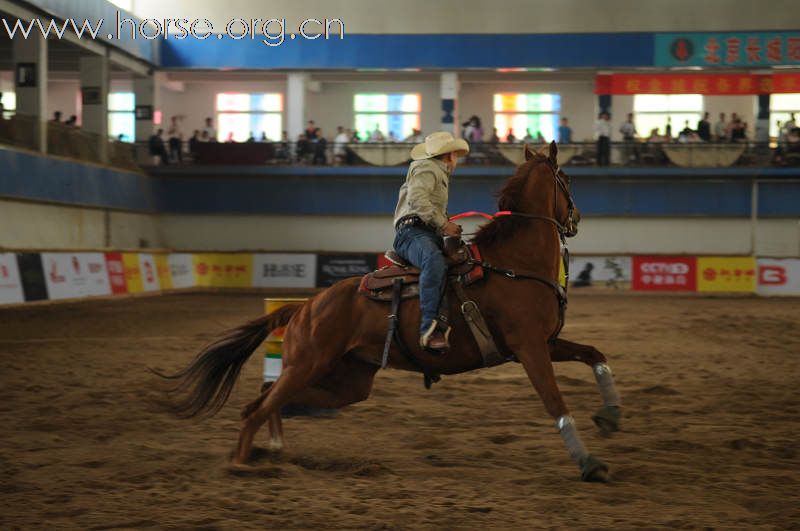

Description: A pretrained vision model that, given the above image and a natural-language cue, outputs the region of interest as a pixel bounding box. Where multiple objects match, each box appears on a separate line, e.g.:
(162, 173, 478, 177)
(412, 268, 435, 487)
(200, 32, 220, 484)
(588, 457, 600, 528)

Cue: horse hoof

(592, 405, 621, 433)
(579, 455, 609, 482)
(267, 439, 284, 452)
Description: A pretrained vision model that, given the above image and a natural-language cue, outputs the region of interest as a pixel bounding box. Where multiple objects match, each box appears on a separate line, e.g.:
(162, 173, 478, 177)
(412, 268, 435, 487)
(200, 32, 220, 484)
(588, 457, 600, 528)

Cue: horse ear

(549, 140, 558, 164)
(524, 143, 534, 161)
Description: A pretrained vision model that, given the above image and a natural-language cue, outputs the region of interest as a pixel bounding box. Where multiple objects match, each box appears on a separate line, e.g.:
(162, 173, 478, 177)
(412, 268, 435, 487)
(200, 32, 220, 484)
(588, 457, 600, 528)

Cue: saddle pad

(373, 265, 420, 279)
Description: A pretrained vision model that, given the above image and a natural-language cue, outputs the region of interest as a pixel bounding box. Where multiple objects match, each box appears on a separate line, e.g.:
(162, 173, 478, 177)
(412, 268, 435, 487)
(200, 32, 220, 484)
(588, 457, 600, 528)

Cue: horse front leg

(516, 338, 609, 482)
(550, 338, 622, 433)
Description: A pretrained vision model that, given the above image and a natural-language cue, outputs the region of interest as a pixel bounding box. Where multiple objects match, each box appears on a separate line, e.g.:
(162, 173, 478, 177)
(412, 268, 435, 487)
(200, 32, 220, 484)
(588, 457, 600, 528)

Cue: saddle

(358, 239, 485, 302)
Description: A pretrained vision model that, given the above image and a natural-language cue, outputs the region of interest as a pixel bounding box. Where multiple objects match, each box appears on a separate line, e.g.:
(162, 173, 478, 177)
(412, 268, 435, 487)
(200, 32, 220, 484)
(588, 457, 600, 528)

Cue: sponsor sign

(570, 256, 632, 287)
(122, 253, 144, 293)
(655, 32, 800, 68)
(194, 253, 253, 288)
(168, 254, 195, 289)
(757, 258, 800, 296)
(41, 252, 112, 300)
(595, 73, 777, 95)
(697, 256, 756, 293)
(0, 253, 25, 304)
(138, 253, 161, 292)
(316, 254, 377, 287)
(104, 252, 128, 294)
(632, 256, 697, 291)
(252, 253, 316, 288)
(154, 254, 173, 290)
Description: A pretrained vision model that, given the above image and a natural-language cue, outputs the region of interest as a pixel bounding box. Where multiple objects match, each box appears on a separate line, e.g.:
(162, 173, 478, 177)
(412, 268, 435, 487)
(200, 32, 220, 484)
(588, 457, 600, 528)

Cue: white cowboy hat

(410, 131, 470, 160)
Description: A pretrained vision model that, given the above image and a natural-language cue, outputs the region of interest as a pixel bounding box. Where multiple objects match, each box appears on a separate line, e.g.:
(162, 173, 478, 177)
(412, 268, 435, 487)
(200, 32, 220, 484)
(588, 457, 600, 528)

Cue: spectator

(148, 128, 169, 165)
(296, 133, 310, 162)
(51, 111, 62, 123)
(201, 117, 216, 142)
(368, 124, 385, 142)
(522, 129, 535, 143)
(167, 115, 183, 163)
(225, 132, 235, 143)
(572, 263, 594, 288)
(260, 132, 268, 142)
(405, 128, 424, 143)
(199, 130, 210, 142)
(620, 113, 639, 163)
(275, 130, 290, 161)
(345, 128, 357, 164)
(731, 119, 747, 142)
(680, 120, 694, 137)
(784, 112, 797, 134)
(388, 130, 398, 142)
(188, 130, 200, 157)
(714, 112, 727, 142)
(312, 128, 327, 165)
(665, 117, 672, 139)
(725, 113, 740, 141)
(246, 132, 255, 143)
(505, 128, 516, 143)
(535, 131, 546, 143)
(593, 111, 611, 166)
(697, 112, 711, 141)
(647, 128, 668, 143)
(462, 115, 484, 143)
(333, 125, 349, 165)
(305, 120, 318, 140)
(350, 129, 361, 143)
(558, 117, 572, 144)
(64, 115, 77, 127)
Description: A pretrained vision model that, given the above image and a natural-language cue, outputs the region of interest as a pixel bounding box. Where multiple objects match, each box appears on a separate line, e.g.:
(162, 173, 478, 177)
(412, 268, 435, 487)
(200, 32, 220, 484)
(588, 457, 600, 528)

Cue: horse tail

(151, 303, 303, 418)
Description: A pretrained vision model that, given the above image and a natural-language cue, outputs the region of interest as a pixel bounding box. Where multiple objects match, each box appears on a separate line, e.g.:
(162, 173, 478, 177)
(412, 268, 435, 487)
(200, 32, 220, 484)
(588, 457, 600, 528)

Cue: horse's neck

(485, 221, 561, 278)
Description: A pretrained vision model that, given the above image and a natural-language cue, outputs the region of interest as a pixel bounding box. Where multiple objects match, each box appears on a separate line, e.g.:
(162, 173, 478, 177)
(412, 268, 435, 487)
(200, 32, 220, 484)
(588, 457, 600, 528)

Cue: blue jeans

(393, 225, 447, 334)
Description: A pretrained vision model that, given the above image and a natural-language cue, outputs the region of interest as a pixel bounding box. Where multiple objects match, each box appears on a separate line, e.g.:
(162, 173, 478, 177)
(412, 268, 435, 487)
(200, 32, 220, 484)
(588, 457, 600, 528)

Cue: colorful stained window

(633, 94, 703, 139)
(493, 93, 561, 142)
(354, 93, 421, 141)
(108, 92, 135, 142)
(771, 93, 800, 138)
(216, 92, 283, 142)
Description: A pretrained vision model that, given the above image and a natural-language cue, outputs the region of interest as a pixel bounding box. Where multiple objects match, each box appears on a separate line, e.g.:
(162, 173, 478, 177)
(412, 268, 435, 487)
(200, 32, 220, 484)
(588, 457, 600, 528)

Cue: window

(216, 93, 282, 142)
(0, 92, 16, 119)
(770, 93, 800, 138)
(354, 93, 420, 141)
(108, 92, 135, 142)
(633, 94, 703, 138)
(494, 93, 561, 142)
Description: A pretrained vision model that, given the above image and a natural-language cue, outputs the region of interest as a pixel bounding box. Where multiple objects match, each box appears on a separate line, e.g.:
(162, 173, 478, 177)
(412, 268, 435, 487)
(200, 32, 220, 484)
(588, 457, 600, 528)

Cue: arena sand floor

(0, 291, 798, 529)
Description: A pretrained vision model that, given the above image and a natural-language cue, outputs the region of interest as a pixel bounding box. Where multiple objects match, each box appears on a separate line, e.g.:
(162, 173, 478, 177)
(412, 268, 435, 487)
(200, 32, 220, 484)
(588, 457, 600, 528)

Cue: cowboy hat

(410, 131, 470, 160)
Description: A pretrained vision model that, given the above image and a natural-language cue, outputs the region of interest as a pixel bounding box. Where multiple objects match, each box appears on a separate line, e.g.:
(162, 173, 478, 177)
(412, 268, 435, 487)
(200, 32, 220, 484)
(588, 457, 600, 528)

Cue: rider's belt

(395, 215, 433, 232)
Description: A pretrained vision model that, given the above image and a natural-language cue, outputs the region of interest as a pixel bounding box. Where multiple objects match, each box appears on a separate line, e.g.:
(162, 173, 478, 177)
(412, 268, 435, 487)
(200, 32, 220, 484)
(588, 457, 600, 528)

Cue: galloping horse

(158, 142, 622, 482)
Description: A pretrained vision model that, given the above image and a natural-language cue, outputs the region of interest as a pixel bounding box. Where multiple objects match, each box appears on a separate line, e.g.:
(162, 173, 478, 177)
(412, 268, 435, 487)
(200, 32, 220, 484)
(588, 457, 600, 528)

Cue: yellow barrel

(263, 297, 307, 383)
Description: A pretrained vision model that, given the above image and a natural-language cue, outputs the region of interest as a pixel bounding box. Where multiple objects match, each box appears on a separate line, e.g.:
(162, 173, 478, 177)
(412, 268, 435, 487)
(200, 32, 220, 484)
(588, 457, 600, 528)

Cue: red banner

(595, 73, 800, 95)
(104, 252, 128, 295)
(632, 256, 697, 292)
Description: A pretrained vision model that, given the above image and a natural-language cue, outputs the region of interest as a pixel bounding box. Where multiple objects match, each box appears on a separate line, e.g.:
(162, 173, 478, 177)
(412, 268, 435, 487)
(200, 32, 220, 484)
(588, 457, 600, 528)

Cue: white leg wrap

(556, 415, 588, 464)
(593, 363, 621, 407)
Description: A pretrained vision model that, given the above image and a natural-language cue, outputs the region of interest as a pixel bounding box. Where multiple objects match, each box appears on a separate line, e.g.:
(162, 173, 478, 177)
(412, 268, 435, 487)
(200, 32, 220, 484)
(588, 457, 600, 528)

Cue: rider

(393, 131, 469, 351)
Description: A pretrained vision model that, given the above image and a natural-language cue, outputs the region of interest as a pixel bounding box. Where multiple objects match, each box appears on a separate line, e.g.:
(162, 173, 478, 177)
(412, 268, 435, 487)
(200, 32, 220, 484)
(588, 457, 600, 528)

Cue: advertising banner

(138, 253, 161, 292)
(104, 252, 128, 294)
(570, 256, 632, 288)
(632, 256, 697, 291)
(697, 256, 756, 293)
(154, 254, 173, 290)
(316, 254, 377, 287)
(16, 253, 48, 301)
(41, 252, 112, 300)
(168, 254, 195, 289)
(194, 253, 253, 288)
(122, 253, 144, 293)
(756, 258, 800, 296)
(252, 253, 316, 288)
(0, 253, 25, 304)
(655, 32, 800, 68)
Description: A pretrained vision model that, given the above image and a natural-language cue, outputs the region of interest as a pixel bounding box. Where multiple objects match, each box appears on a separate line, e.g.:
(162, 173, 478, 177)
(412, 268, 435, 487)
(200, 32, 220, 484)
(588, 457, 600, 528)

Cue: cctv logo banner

(757, 258, 800, 296)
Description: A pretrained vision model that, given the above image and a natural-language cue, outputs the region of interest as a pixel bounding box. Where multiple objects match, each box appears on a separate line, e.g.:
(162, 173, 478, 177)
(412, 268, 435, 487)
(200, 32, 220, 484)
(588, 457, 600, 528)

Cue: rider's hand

(442, 222, 463, 237)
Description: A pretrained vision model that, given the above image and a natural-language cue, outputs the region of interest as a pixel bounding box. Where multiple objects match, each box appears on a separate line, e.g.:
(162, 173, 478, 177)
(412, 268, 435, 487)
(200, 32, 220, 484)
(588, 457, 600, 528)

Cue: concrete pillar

(286, 73, 307, 141)
(80, 52, 110, 163)
(755, 94, 770, 143)
(133, 76, 157, 143)
(12, 35, 48, 152)
(440, 72, 458, 135)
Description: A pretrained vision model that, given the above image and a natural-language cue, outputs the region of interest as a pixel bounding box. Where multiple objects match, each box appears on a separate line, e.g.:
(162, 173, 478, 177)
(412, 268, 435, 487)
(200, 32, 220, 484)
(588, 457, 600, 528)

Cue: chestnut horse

(158, 142, 622, 482)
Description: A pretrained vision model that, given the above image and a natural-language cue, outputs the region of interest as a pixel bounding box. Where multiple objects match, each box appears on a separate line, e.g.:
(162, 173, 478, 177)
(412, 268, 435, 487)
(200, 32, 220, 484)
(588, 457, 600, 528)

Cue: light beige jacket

(393, 158, 450, 231)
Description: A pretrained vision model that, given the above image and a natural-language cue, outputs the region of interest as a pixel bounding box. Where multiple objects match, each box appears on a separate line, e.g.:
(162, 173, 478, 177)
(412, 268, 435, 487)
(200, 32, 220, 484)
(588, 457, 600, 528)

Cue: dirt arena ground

(1, 290, 799, 529)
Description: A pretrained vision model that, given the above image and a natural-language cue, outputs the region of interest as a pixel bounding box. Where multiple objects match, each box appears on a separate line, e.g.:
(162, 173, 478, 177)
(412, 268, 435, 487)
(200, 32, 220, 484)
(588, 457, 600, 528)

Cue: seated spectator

(506, 128, 516, 143)
(148, 128, 169, 165)
(489, 127, 500, 145)
(64, 115, 77, 127)
(730, 119, 747, 143)
(312, 128, 327, 165)
(697, 112, 711, 141)
(462, 115, 484, 143)
(167, 115, 184, 163)
(296, 133, 310, 162)
(225, 132, 236, 143)
(201, 117, 217, 142)
(405, 128, 424, 143)
(188, 130, 200, 157)
(522, 129, 535, 143)
(305, 120, 318, 140)
(572, 263, 594, 288)
(368, 125, 385, 142)
(199, 130, 210, 142)
(51, 111, 62, 123)
(260, 132, 268, 142)
(388, 130, 398, 142)
(535, 131, 546, 143)
(246, 132, 255, 143)
(275, 130, 290, 162)
(647, 128, 668, 143)
(350, 129, 361, 143)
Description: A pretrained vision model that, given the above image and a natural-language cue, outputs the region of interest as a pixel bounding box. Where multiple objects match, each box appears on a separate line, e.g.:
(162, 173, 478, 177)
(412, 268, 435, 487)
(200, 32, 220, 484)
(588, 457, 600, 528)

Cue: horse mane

(472, 150, 549, 247)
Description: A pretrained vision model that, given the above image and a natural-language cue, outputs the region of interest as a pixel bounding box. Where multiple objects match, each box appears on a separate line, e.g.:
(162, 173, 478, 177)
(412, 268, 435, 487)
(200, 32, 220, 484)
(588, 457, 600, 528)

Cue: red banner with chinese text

(595, 73, 800, 95)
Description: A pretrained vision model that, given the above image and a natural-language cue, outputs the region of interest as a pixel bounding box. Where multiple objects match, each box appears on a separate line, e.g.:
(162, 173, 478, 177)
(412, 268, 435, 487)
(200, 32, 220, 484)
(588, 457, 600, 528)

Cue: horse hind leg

(241, 383, 285, 451)
(550, 338, 622, 432)
(517, 340, 609, 482)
